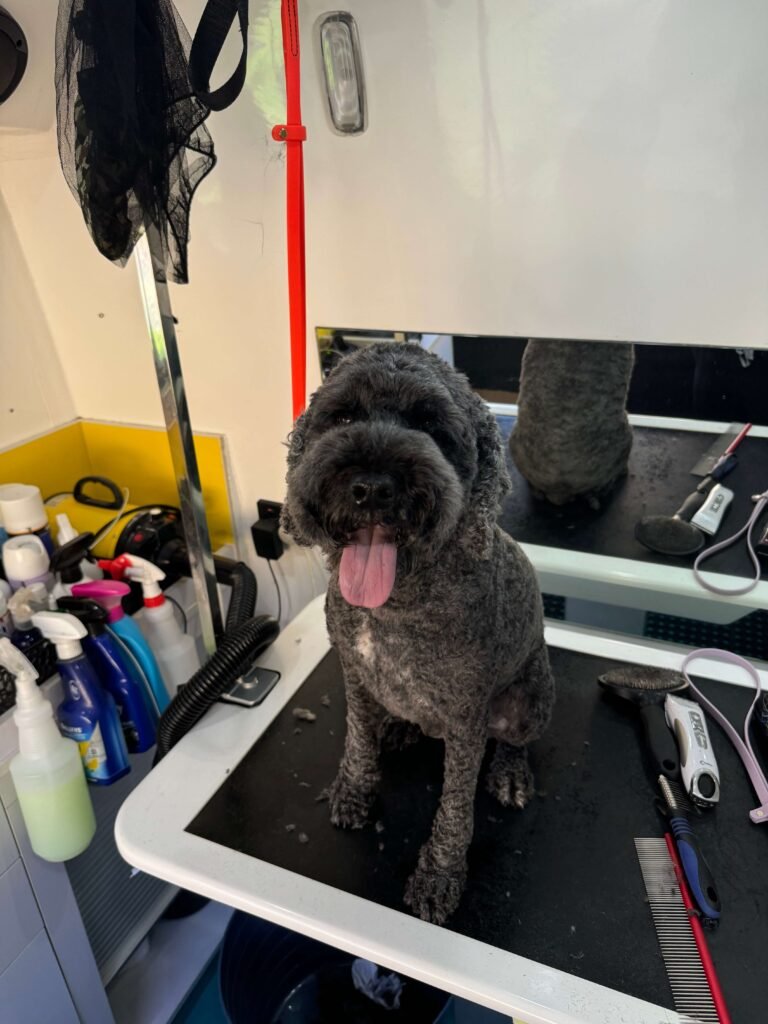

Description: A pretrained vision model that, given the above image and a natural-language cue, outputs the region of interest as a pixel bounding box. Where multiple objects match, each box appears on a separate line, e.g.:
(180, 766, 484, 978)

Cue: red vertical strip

(664, 834, 733, 1024)
(280, 0, 306, 420)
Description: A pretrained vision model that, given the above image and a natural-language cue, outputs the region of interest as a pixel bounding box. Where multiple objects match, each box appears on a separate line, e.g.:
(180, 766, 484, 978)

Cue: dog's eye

(335, 412, 354, 426)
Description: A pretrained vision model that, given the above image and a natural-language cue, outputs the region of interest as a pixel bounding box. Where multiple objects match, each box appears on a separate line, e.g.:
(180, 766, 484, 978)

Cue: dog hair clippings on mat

(681, 648, 768, 824)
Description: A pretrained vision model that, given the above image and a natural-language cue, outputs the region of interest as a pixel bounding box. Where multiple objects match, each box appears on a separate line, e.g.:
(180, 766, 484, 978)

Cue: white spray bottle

(0, 639, 96, 861)
(55, 514, 103, 581)
(99, 554, 201, 697)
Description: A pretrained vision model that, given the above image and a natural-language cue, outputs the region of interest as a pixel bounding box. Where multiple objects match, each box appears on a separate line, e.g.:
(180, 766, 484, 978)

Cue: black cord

(165, 594, 188, 634)
(267, 559, 282, 622)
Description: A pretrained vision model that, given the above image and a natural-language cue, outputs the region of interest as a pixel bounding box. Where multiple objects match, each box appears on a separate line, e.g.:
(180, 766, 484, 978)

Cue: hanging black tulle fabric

(55, 0, 216, 284)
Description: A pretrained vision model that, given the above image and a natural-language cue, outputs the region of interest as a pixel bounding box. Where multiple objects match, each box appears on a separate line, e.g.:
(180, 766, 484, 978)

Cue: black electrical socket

(257, 499, 283, 521)
(252, 499, 284, 560)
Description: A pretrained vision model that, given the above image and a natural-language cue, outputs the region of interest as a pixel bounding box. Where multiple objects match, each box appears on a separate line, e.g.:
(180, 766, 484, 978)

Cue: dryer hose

(155, 561, 279, 762)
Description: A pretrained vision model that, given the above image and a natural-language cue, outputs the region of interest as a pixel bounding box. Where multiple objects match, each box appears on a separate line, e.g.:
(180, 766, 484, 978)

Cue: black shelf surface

(496, 418, 768, 582)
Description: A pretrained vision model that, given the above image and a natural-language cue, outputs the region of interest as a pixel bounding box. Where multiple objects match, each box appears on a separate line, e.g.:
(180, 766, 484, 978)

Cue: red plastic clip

(272, 124, 307, 142)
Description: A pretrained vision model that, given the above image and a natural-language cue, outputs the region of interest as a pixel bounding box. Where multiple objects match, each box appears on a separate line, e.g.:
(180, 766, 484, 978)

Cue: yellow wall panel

(0, 422, 90, 501)
(0, 420, 233, 549)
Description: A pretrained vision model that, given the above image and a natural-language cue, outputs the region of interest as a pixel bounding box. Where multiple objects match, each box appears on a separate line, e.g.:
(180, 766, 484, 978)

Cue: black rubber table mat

(189, 648, 766, 1019)
(496, 418, 768, 581)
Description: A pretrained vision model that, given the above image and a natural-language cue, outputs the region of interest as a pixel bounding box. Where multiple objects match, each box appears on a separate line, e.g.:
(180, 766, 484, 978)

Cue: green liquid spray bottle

(0, 639, 96, 861)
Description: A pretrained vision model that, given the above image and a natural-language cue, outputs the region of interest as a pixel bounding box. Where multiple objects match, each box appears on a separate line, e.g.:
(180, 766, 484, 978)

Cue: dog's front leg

(327, 678, 383, 830)
(404, 725, 486, 925)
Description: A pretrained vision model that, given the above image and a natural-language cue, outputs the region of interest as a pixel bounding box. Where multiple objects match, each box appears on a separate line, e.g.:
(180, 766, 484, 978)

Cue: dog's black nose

(351, 473, 396, 510)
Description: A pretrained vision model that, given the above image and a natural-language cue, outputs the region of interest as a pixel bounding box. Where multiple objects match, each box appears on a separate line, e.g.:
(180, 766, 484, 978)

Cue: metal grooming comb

(634, 838, 720, 1023)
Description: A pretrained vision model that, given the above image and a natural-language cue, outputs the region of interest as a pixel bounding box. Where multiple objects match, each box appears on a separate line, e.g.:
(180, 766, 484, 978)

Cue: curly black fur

(510, 339, 634, 507)
(282, 343, 555, 924)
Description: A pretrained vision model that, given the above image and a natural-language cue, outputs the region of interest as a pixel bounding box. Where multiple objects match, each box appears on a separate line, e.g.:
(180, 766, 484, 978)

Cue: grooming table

(492, 410, 768, 624)
(116, 596, 766, 1024)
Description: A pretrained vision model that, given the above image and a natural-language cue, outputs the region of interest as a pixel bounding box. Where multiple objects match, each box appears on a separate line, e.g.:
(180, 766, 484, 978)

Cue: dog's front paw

(403, 846, 467, 925)
(326, 774, 375, 830)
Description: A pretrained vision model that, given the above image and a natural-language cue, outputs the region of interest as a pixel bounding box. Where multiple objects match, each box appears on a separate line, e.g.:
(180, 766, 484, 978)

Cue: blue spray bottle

(72, 581, 170, 713)
(32, 612, 130, 785)
(57, 597, 157, 754)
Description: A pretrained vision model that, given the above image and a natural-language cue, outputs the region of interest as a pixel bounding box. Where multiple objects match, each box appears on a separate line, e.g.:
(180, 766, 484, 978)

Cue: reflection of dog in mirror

(510, 339, 634, 508)
(282, 343, 554, 925)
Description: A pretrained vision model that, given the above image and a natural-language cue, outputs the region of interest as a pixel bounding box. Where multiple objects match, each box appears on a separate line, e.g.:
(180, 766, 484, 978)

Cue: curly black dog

(282, 343, 555, 924)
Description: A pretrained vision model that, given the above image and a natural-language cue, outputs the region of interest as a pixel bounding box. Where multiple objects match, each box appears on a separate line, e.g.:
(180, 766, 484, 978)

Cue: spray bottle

(32, 612, 130, 785)
(8, 584, 51, 655)
(100, 555, 201, 697)
(57, 597, 157, 753)
(72, 580, 170, 713)
(0, 639, 96, 860)
(55, 515, 103, 581)
(50, 532, 100, 600)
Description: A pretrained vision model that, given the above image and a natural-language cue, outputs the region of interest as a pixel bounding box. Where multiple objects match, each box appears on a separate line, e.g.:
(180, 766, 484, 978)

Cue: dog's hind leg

(486, 743, 534, 809)
(486, 644, 554, 808)
(404, 723, 486, 925)
(327, 679, 384, 830)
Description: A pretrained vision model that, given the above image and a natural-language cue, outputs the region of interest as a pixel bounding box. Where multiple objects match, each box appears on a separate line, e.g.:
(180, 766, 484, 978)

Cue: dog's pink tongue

(339, 526, 397, 608)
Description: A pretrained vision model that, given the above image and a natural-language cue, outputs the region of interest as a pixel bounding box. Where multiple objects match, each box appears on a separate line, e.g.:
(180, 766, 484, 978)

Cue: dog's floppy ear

(461, 394, 511, 557)
(285, 405, 311, 470)
(280, 406, 313, 544)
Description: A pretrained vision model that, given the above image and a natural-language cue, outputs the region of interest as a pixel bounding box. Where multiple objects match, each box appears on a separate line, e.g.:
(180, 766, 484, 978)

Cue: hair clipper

(665, 693, 720, 806)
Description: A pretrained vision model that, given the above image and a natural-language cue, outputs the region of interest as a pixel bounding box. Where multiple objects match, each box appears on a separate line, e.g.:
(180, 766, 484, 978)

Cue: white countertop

(115, 595, 766, 1024)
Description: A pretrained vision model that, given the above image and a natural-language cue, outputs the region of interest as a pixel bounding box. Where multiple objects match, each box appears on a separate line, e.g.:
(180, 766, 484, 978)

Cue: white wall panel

(303, 0, 768, 348)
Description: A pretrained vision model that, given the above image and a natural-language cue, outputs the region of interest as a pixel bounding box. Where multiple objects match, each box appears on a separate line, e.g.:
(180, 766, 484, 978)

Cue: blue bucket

(219, 913, 452, 1023)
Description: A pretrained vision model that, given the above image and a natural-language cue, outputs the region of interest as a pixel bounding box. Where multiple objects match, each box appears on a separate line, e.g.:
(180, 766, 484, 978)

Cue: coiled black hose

(154, 562, 279, 762)
(222, 557, 257, 632)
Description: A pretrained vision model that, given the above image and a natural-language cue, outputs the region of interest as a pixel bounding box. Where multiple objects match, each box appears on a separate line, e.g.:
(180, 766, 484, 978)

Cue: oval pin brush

(635, 423, 752, 556)
(598, 666, 688, 780)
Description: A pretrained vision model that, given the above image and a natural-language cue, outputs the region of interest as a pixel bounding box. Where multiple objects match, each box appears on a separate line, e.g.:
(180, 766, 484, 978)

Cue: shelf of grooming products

(0, 478, 203, 864)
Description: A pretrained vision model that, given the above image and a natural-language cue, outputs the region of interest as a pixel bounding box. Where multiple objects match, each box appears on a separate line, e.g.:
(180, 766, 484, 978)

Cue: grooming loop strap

(693, 488, 768, 596)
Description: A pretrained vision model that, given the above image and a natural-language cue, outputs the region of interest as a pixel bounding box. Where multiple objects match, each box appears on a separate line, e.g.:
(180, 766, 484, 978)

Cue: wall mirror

(316, 329, 768, 660)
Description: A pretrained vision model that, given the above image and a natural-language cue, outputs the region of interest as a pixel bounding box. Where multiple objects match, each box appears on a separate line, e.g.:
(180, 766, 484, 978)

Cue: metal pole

(134, 227, 223, 654)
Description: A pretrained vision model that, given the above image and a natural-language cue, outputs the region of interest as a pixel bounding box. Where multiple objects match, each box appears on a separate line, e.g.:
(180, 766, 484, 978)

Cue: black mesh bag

(55, 0, 217, 284)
